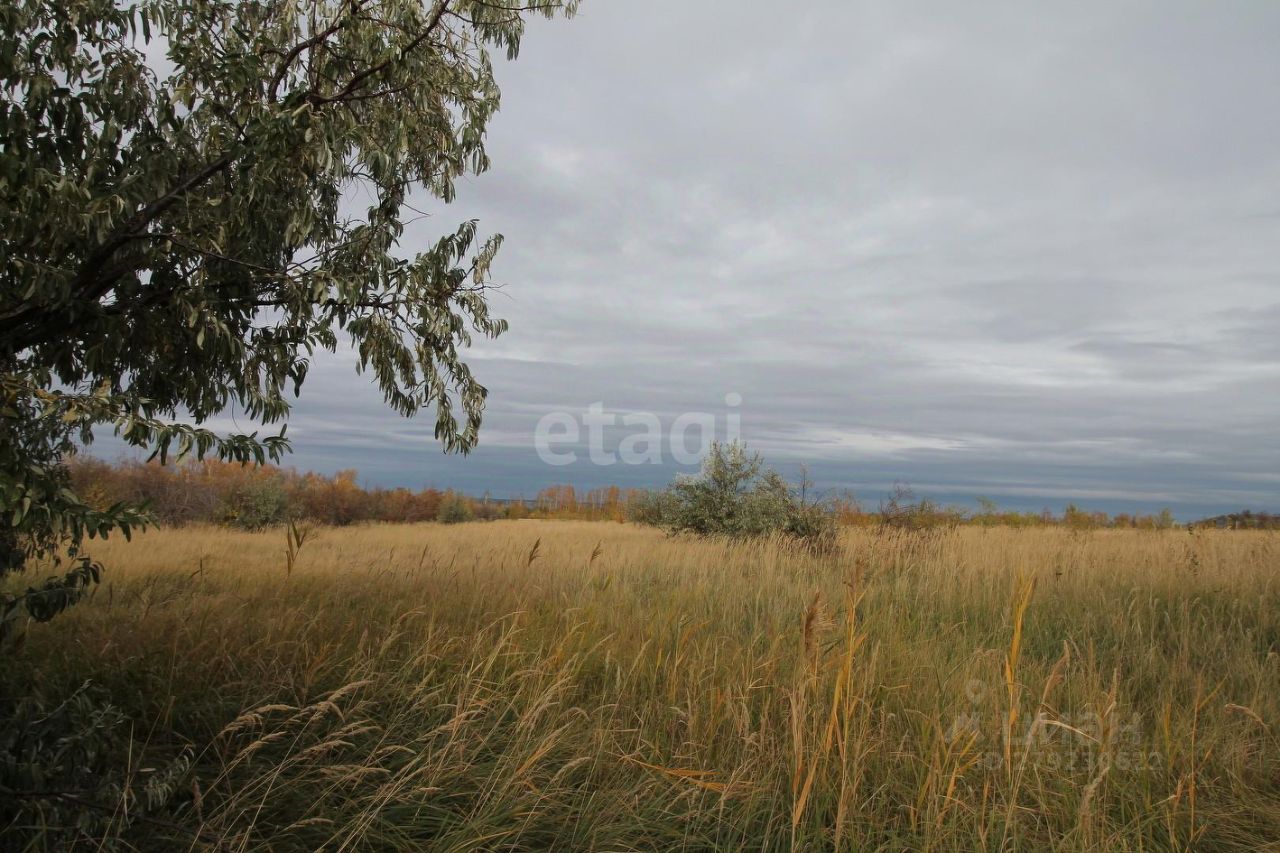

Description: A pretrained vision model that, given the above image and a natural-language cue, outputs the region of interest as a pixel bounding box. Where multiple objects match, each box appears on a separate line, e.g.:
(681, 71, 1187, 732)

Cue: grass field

(3, 521, 1279, 850)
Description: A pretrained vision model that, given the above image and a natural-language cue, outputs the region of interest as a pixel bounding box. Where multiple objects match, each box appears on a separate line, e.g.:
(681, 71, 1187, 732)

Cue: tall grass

(2, 521, 1278, 850)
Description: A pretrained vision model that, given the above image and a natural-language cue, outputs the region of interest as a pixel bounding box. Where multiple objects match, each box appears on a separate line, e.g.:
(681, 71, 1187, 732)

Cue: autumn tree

(0, 0, 577, 636)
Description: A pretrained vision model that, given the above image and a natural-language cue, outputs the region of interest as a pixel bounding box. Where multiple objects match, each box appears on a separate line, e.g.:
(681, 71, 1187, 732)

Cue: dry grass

(3, 521, 1279, 850)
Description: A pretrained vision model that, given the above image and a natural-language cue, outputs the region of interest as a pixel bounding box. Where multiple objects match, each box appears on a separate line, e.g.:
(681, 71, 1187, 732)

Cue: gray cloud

(106, 0, 1280, 518)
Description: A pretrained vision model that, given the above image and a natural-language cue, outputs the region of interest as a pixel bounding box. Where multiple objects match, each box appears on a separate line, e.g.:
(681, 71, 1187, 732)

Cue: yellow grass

(4, 521, 1279, 850)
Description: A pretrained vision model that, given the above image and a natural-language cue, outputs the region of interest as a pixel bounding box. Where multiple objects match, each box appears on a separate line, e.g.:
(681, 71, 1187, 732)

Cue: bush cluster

(68, 458, 452, 529)
(435, 492, 475, 524)
(630, 442, 838, 553)
(66, 458, 660, 529)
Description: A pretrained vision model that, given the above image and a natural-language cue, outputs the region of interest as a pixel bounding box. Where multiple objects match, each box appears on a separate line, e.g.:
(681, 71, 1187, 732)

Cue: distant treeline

(66, 457, 1270, 531)
(66, 457, 642, 529)
(1190, 511, 1280, 531)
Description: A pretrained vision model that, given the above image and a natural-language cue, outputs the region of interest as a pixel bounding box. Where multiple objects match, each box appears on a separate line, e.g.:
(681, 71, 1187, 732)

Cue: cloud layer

(197, 1, 1280, 517)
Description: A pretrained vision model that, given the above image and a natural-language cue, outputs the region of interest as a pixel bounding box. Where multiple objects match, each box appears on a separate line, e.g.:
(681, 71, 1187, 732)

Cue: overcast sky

(208, 1, 1280, 517)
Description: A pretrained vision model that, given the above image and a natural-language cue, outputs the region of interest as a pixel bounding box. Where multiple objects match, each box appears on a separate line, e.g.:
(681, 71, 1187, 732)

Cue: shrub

(0, 681, 194, 848)
(642, 442, 838, 552)
(436, 492, 474, 524)
(220, 477, 287, 530)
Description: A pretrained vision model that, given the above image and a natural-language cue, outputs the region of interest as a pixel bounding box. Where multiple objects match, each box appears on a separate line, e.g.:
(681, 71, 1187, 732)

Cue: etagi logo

(535, 393, 743, 466)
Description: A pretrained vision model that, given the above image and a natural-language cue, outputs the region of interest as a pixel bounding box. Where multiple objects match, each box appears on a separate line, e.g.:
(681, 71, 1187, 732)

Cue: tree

(643, 442, 838, 552)
(0, 0, 578, 637)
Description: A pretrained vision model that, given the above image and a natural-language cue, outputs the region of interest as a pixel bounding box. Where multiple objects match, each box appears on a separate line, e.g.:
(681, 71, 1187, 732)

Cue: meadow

(2, 521, 1278, 851)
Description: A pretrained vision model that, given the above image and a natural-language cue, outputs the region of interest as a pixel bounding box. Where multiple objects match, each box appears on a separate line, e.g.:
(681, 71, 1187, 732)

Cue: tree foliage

(0, 0, 577, 633)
